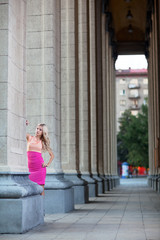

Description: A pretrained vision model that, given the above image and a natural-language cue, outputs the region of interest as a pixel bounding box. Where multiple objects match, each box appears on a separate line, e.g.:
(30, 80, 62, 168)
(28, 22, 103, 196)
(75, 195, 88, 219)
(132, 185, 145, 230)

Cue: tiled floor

(1, 178, 160, 240)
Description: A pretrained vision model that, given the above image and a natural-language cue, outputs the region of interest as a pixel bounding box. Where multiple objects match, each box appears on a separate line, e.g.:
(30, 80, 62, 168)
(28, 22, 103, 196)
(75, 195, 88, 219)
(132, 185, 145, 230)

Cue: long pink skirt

(27, 151, 46, 185)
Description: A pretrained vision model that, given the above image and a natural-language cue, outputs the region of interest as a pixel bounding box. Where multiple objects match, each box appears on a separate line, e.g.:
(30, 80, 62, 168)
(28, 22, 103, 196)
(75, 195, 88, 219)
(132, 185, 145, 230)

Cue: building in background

(116, 68, 148, 132)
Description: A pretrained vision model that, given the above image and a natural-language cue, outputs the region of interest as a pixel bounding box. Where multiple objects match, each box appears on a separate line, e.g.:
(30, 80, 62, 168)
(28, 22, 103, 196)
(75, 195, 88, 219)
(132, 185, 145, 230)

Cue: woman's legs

(40, 184, 45, 196)
(40, 184, 45, 216)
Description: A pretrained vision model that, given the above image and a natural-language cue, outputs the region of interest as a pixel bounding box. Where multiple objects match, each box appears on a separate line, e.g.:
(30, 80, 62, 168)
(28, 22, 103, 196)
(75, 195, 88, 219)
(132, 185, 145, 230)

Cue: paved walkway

(1, 178, 160, 240)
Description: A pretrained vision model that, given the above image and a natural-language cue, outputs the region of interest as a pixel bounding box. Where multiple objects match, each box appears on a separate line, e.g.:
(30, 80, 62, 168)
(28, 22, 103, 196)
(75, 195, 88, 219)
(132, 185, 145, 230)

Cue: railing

(128, 83, 140, 89)
(128, 94, 140, 99)
(130, 105, 140, 110)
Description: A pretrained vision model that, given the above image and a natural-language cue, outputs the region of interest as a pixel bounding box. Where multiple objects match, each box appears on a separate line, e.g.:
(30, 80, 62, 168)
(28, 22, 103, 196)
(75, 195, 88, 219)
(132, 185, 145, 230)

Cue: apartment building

(116, 68, 148, 132)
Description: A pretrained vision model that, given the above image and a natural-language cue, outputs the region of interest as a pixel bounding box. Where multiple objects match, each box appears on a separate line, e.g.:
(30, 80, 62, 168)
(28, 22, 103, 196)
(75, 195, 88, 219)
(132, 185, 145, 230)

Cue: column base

(104, 175, 112, 191)
(112, 175, 120, 187)
(0, 173, 44, 233)
(158, 175, 160, 193)
(45, 173, 74, 213)
(116, 175, 120, 186)
(110, 175, 114, 189)
(64, 173, 89, 204)
(152, 175, 158, 191)
(81, 173, 97, 197)
(0, 195, 43, 233)
(92, 174, 104, 194)
(147, 175, 153, 187)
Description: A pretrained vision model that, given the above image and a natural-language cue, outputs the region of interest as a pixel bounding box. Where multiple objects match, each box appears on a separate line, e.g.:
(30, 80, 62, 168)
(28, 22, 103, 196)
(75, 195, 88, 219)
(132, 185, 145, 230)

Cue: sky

(115, 55, 148, 70)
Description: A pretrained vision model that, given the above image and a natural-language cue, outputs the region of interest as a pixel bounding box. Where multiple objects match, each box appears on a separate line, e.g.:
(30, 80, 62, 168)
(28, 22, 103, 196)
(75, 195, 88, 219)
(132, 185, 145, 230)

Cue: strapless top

(27, 136, 42, 153)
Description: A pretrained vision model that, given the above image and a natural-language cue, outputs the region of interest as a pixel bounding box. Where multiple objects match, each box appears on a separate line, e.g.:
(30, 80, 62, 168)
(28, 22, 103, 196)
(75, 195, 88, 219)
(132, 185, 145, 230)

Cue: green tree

(117, 104, 148, 168)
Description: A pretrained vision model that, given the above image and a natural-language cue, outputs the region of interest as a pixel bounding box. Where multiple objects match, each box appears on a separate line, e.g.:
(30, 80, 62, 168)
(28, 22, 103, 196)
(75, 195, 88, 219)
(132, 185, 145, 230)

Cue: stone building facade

(0, 0, 160, 234)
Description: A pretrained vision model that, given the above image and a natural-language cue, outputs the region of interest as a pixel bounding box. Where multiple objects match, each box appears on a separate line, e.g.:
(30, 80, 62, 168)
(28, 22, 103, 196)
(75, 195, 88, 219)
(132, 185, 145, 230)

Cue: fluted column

(102, 13, 108, 192)
(61, 0, 88, 204)
(89, 0, 103, 193)
(148, 6, 158, 176)
(26, 0, 74, 213)
(95, 0, 104, 180)
(111, 57, 117, 176)
(78, 0, 97, 197)
(148, 1, 160, 189)
(0, 0, 43, 233)
(61, 0, 77, 174)
(103, 31, 110, 191)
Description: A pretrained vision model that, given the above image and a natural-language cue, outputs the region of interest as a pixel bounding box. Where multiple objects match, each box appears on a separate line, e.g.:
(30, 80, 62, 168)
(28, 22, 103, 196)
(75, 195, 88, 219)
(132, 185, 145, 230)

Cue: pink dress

(27, 136, 46, 185)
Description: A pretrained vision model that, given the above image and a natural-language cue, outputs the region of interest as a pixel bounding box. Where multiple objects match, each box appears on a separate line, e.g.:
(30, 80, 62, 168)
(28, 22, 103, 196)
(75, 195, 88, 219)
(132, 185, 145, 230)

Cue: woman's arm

(26, 120, 31, 141)
(42, 149, 54, 167)
(26, 133, 31, 141)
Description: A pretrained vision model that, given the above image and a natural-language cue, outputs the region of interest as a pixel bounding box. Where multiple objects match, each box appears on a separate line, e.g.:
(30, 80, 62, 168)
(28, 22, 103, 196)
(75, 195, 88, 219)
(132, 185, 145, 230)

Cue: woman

(26, 122, 54, 195)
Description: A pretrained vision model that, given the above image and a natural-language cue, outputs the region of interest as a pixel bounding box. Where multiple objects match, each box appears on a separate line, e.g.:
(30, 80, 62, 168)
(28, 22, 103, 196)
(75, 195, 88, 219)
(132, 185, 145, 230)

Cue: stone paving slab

(1, 178, 160, 240)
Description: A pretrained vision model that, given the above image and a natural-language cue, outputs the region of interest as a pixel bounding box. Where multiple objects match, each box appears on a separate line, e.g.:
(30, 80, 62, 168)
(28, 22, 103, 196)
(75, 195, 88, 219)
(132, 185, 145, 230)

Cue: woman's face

(35, 125, 43, 137)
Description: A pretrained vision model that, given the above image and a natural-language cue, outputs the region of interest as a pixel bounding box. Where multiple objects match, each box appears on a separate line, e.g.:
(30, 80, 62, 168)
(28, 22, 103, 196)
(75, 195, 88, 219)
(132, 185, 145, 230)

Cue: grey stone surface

(92, 174, 104, 194)
(44, 173, 74, 213)
(104, 175, 112, 191)
(158, 176, 160, 193)
(45, 188, 74, 214)
(73, 185, 89, 204)
(0, 195, 44, 233)
(147, 175, 153, 187)
(45, 173, 73, 190)
(64, 173, 89, 204)
(81, 174, 97, 197)
(0, 173, 43, 197)
(0, 173, 44, 233)
(112, 175, 120, 188)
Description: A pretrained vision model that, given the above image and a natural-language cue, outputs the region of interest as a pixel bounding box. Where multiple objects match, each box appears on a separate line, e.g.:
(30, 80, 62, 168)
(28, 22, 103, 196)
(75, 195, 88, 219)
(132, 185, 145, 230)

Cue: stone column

(78, 0, 97, 197)
(109, 48, 117, 188)
(106, 44, 113, 190)
(102, 13, 108, 193)
(156, 0, 160, 191)
(103, 32, 110, 191)
(95, 0, 105, 188)
(61, 0, 88, 204)
(110, 57, 119, 186)
(148, 9, 158, 186)
(89, 0, 103, 194)
(104, 43, 116, 190)
(148, 40, 154, 180)
(26, 0, 74, 213)
(0, 0, 44, 233)
(148, 3, 160, 188)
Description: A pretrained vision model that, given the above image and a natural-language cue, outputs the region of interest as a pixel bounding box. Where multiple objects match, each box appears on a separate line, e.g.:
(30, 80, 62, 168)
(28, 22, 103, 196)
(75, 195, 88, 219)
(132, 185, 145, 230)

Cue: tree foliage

(117, 104, 148, 168)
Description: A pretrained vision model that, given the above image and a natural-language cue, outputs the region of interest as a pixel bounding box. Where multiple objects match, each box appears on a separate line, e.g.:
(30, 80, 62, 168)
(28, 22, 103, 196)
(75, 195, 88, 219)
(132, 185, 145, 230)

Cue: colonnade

(61, 0, 118, 202)
(0, 0, 119, 233)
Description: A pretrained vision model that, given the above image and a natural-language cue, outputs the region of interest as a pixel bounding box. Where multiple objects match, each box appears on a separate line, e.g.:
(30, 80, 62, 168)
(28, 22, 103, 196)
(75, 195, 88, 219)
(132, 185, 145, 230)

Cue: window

(130, 89, 138, 97)
(130, 79, 138, 84)
(120, 100, 126, 106)
(120, 79, 126, 84)
(143, 89, 148, 95)
(131, 100, 138, 107)
(143, 78, 148, 84)
(132, 100, 138, 105)
(120, 89, 126, 95)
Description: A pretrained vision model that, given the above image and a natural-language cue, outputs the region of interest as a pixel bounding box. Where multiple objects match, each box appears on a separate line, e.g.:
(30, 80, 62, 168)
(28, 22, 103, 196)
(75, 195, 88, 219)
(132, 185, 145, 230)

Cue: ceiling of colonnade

(104, 0, 151, 56)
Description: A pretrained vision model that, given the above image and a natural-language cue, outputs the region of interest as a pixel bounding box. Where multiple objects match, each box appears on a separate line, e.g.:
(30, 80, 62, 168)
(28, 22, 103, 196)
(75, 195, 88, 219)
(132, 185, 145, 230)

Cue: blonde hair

(38, 123, 51, 152)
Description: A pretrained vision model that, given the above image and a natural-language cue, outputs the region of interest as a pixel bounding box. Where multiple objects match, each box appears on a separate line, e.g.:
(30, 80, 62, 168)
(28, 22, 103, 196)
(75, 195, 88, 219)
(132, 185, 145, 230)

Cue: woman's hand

(42, 162, 49, 168)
